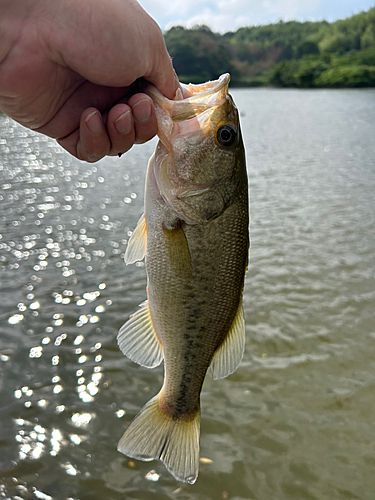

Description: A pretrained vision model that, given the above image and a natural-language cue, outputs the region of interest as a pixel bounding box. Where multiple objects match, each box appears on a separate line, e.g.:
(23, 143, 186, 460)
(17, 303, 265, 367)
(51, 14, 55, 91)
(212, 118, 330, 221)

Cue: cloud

(165, 8, 254, 33)
(139, 0, 375, 33)
(262, 0, 321, 20)
(140, 0, 264, 32)
(161, 0, 312, 33)
(139, 0, 205, 18)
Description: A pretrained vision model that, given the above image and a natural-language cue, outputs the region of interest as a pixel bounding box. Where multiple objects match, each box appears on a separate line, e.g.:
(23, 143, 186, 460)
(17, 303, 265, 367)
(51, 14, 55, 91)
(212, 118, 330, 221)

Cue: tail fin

(117, 394, 200, 484)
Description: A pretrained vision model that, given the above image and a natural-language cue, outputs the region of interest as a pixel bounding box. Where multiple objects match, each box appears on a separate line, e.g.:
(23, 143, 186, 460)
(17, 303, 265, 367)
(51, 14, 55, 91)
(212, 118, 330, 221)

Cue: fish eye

(216, 125, 237, 147)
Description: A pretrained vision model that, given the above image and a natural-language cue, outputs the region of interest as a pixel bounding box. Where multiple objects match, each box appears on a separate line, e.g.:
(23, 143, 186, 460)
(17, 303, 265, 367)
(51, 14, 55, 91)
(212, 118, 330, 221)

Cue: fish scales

(117, 74, 249, 484)
(147, 180, 248, 415)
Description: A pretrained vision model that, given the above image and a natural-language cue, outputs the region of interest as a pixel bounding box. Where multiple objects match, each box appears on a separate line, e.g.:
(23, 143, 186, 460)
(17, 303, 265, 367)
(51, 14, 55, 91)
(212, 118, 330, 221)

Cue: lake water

(1, 88, 375, 500)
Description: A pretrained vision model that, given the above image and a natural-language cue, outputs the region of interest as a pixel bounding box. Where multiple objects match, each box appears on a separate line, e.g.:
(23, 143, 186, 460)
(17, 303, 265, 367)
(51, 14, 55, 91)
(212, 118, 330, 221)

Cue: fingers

(107, 94, 157, 155)
(106, 103, 135, 156)
(141, 19, 180, 100)
(146, 62, 180, 101)
(76, 108, 111, 162)
(57, 94, 158, 162)
(128, 94, 158, 146)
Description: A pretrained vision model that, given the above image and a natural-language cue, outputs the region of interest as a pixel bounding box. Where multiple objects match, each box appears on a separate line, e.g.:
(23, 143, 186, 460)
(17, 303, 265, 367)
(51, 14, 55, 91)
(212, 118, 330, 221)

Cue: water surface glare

(1, 88, 375, 499)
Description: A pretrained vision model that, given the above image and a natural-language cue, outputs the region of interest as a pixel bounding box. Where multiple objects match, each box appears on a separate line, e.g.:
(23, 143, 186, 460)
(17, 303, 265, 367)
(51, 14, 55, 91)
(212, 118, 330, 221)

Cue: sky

(139, 0, 375, 34)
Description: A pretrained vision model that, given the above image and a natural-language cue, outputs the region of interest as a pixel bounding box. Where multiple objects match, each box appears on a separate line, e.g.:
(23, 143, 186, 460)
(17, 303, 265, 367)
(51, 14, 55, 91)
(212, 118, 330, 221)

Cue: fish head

(146, 74, 246, 224)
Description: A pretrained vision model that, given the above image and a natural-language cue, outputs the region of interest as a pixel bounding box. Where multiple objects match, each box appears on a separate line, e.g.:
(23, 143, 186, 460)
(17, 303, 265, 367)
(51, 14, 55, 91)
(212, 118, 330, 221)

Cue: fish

(117, 74, 249, 484)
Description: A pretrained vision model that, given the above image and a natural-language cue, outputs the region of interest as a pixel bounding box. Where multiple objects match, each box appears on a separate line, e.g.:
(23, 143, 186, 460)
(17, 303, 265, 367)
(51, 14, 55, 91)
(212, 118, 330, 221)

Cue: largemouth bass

(117, 74, 249, 484)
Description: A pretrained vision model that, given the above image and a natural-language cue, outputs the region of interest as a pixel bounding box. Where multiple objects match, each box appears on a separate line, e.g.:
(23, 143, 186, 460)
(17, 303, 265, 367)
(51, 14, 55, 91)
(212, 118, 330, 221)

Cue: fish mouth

(146, 73, 230, 119)
(144, 74, 231, 145)
(171, 73, 230, 121)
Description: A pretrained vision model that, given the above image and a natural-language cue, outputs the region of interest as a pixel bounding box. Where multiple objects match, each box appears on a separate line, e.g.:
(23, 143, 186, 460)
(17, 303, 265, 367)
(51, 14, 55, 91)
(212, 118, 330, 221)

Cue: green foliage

(164, 7, 375, 87)
(269, 51, 375, 87)
(335, 47, 375, 66)
(269, 57, 330, 87)
(315, 65, 375, 87)
(164, 25, 236, 83)
(361, 25, 375, 48)
(296, 41, 320, 59)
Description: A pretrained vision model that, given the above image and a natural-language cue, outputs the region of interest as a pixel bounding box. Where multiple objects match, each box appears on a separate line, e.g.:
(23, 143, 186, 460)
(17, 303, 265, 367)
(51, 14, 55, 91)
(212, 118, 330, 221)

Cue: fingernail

(85, 111, 103, 134)
(115, 110, 132, 134)
(132, 99, 152, 124)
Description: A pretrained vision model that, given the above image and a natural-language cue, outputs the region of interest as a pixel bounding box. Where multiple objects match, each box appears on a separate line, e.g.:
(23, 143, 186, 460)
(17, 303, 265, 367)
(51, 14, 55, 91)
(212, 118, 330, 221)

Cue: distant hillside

(164, 6, 375, 87)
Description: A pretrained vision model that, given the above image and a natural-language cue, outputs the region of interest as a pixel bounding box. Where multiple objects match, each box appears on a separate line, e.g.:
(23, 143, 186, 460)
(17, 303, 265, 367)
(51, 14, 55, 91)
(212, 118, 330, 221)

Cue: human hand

(0, 0, 179, 162)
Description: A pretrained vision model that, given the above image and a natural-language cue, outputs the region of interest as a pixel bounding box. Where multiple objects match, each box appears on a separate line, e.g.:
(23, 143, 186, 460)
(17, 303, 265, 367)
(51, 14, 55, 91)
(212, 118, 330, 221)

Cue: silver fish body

(117, 74, 249, 484)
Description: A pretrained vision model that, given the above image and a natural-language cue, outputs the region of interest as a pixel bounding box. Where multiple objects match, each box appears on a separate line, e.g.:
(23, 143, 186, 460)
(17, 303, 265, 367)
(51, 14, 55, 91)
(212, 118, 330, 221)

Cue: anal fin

(124, 213, 147, 265)
(117, 301, 163, 368)
(209, 301, 245, 380)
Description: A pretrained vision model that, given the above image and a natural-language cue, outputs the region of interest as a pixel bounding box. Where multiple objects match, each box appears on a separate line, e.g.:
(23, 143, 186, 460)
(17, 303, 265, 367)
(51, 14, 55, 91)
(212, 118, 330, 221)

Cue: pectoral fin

(163, 222, 192, 277)
(124, 213, 147, 265)
(117, 301, 163, 368)
(209, 301, 245, 380)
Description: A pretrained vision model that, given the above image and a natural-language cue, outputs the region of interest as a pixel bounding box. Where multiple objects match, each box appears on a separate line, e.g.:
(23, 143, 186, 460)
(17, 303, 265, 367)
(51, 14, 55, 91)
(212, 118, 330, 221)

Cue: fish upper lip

(145, 73, 231, 123)
(179, 73, 230, 103)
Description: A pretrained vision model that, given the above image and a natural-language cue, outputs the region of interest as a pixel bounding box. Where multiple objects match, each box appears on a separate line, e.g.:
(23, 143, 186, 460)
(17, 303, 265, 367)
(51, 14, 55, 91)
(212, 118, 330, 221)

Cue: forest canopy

(164, 6, 375, 87)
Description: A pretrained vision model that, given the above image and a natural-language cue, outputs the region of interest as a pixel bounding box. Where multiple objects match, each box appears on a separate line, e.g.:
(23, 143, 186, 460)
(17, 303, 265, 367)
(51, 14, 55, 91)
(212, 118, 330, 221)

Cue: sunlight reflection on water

(0, 115, 149, 498)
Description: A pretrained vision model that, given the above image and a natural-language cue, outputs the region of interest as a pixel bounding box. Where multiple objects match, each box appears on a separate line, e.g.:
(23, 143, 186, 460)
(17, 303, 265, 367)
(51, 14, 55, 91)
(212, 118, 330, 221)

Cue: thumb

(144, 34, 180, 100)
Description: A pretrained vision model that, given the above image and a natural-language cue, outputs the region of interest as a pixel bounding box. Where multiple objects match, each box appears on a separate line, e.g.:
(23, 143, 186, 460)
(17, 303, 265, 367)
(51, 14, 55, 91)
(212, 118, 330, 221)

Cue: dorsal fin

(124, 213, 147, 265)
(117, 301, 163, 368)
(209, 302, 245, 380)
